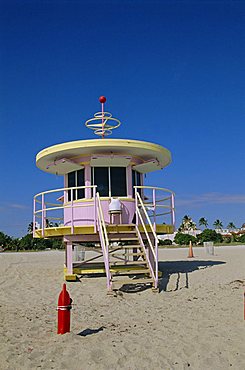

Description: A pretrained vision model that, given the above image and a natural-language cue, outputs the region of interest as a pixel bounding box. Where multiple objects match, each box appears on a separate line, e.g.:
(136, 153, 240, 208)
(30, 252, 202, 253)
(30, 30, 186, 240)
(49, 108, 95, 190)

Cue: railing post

(41, 193, 45, 237)
(33, 197, 36, 237)
(135, 190, 139, 226)
(153, 187, 158, 289)
(66, 241, 73, 275)
(84, 165, 91, 198)
(171, 193, 175, 230)
(153, 188, 156, 232)
(94, 187, 97, 232)
(71, 189, 74, 234)
(155, 236, 158, 289)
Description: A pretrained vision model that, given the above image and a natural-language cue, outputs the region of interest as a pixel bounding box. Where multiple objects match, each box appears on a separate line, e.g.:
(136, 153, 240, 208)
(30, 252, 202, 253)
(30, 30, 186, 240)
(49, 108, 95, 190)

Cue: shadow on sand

(119, 282, 151, 293)
(158, 260, 225, 293)
(77, 326, 105, 337)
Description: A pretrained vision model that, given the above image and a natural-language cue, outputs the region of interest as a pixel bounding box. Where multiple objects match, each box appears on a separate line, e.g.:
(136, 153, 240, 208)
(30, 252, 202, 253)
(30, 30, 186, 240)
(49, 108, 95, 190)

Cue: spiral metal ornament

(85, 111, 121, 137)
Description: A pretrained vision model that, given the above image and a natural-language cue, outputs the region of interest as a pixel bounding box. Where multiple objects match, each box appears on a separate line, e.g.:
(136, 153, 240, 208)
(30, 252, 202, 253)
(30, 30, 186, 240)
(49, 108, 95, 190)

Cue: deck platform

(34, 223, 174, 238)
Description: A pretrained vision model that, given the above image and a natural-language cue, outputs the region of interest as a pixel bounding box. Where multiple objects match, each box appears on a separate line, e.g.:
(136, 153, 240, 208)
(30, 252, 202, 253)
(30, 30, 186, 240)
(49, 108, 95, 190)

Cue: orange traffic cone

(188, 240, 194, 258)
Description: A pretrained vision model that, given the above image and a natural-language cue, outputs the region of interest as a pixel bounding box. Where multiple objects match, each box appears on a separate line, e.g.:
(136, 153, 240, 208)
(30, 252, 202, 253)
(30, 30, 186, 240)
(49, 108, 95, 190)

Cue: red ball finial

(99, 96, 106, 103)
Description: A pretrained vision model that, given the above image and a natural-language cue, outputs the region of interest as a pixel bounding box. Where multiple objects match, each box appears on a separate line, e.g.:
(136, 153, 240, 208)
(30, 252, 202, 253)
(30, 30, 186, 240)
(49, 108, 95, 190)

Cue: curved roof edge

(36, 138, 172, 174)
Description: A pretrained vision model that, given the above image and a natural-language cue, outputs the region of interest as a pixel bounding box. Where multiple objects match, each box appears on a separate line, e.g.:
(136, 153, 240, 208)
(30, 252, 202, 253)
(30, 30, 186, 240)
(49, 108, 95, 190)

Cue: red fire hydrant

(57, 284, 72, 334)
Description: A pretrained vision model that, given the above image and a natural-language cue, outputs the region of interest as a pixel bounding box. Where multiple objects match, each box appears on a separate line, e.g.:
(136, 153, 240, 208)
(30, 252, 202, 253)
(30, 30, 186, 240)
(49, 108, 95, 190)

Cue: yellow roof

(36, 138, 171, 174)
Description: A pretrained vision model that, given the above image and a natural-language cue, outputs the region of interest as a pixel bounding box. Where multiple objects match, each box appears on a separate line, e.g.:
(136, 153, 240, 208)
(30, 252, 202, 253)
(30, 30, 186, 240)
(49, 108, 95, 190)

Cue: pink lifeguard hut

(33, 97, 175, 292)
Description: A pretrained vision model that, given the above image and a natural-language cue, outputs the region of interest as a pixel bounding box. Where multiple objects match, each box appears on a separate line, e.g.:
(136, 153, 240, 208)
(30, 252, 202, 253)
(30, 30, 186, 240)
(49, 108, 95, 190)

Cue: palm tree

(213, 219, 223, 230)
(182, 215, 192, 229)
(178, 215, 189, 231)
(27, 222, 37, 234)
(178, 215, 196, 232)
(183, 215, 191, 223)
(227, 222, 236, 230)
(189, 221, 197, 230)
(199, 217, 208, 229)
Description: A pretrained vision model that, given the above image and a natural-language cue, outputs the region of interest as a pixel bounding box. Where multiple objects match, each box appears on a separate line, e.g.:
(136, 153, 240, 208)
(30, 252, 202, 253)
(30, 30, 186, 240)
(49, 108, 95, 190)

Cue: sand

(0, 246, 244, 370)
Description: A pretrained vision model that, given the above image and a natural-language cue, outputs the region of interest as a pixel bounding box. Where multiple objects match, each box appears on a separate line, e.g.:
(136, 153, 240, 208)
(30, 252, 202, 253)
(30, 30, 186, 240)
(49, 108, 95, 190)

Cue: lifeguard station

(33, 97, 175, 292)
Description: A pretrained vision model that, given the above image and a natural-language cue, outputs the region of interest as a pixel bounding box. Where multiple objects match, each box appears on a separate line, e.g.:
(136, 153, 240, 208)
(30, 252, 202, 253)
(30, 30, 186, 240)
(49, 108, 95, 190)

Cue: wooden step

(111, 252, 145, 257)
(108, 230, 137, 234)
(109, 245, 141, 250)
(110, 260, 147, 266)
(111, 268, 150, 275)
(109, 236, 139, 241)
(112, 278, 153, 286)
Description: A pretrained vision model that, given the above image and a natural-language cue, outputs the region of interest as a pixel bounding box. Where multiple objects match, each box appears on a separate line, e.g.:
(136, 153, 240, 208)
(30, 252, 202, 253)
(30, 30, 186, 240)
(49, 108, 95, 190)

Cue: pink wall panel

(64, 199, 136, 226)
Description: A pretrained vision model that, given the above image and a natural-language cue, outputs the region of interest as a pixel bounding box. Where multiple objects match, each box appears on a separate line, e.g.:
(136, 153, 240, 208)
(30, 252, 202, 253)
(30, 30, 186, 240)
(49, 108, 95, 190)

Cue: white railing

(33, 185, 97, 237)
(135, 191, 159, 289)
(96, 192, 112, 291)
(33, 185, 175, 237)
(134, 186, 175, 230)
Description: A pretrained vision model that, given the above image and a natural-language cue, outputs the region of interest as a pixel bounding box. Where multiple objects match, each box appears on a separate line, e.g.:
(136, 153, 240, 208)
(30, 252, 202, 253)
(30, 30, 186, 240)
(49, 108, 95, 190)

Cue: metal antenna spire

(99, 96, 106, 138)
(85, 96, 121, 138)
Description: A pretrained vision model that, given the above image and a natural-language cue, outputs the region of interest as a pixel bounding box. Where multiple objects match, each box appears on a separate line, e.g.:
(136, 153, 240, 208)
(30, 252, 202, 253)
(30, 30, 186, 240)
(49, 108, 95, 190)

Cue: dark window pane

(132, 169, 136, 197)
(68, 172, 76, 201)
(111, 167, 126, 196)
(132, 170, 142, 197)
(94, 167, 109, 196)
(132, 170, 136, 187)
(77, 169, 85, 199)
(137, 172, 142, 197)
(136, 172, 141, 186)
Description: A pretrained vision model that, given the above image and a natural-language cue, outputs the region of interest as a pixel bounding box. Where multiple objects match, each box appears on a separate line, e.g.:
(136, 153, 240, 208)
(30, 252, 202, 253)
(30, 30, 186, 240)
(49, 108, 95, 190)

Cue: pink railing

(33, 185, 97, 237)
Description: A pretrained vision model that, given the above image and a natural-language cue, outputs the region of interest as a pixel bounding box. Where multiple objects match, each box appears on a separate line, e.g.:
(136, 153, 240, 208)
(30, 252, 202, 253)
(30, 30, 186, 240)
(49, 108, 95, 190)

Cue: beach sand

(0, 246, 244, 370)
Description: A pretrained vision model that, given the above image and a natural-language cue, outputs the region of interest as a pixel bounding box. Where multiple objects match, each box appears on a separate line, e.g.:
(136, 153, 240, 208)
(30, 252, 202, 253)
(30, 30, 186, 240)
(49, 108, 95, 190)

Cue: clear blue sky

(0, 0, 244, 237)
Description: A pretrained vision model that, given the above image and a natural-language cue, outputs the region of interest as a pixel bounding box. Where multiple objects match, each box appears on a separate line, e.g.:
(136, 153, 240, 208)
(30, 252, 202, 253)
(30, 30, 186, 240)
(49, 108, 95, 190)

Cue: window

(77, 169, 85, 199)
(132, 169, 142, 197)
(111, 167, 126, 196)
(68, 172, 75, 201)
(67, 169, 85, 201)
(92, 167, 127, 197)
(93, 167, 109, 196)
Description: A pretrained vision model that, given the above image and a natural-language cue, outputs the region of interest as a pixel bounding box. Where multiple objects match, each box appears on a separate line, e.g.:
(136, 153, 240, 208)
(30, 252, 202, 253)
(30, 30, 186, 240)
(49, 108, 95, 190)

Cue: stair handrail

(136, 191, 158, 245)
(96, 192, 112, 291)
(135, 191, 159, 288)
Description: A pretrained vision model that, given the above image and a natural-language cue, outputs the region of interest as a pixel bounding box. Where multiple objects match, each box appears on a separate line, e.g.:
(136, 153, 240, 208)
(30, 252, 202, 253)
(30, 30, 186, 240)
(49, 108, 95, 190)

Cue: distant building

(158, 225, 245, 243)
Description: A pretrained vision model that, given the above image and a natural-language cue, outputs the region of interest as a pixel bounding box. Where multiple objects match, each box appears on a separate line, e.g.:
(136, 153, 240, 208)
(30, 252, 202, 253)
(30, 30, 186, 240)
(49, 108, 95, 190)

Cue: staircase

(107, 227, 154, 290)
(96, 192, 159, 293)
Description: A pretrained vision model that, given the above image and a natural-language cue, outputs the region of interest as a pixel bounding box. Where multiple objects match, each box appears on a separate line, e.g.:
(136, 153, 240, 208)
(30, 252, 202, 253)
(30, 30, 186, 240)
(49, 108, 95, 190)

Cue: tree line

(1, 216, 244, 251)
(179, 215, 242, 232)
(159, 215, 245, 246)
(0, 224, 63, 252)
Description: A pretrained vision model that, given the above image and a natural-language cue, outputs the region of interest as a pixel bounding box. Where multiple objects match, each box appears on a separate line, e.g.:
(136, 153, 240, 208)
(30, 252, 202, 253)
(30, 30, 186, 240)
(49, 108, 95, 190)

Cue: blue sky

(0, 0, 244, 237)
